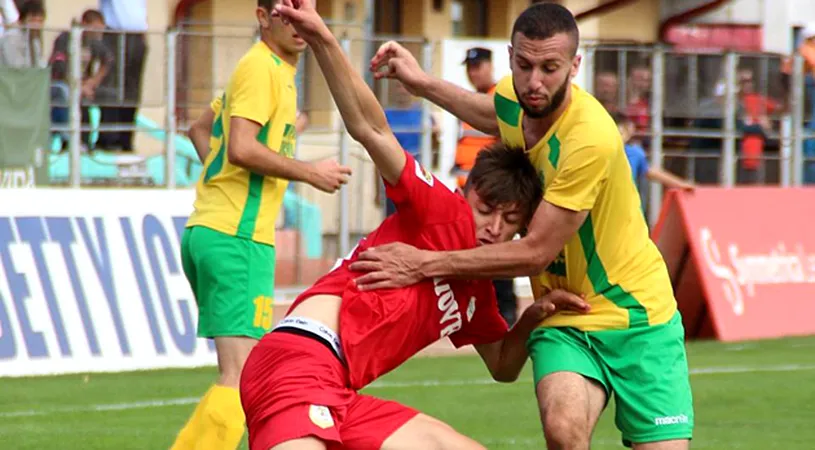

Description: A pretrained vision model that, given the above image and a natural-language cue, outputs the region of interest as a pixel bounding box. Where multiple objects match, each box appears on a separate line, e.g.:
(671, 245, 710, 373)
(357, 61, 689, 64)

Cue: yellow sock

(194, 385, 246, 450)
(170, 386, 216, 450)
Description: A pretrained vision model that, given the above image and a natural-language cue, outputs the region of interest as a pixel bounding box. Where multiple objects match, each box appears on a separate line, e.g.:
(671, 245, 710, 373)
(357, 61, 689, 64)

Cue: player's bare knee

(271, 436, 327, 450)
(541, 413, 590, 450)
(382, 414, 484, 450)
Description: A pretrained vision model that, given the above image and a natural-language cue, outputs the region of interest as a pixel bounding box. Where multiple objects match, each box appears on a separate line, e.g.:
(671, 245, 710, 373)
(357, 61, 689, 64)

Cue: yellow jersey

(494, 75, 676, 330)
(187, 41, 298, 246)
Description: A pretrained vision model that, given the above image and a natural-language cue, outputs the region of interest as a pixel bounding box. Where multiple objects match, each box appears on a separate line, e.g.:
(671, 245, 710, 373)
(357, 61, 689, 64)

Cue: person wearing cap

(452, 47, 519, 327)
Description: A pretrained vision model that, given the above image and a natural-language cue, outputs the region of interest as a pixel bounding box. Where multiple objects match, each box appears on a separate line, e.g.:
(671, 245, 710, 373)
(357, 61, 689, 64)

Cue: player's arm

(474, 290, 589, 382)
(370, 41, 499, 136)
(351, 142, 612, 289)
(413, 145, 610, 279)
(295, 110, 309, 134)
(646, 167, 694, 191)
(187, 98, 219, 163)
(226, 46, 350, 193)
(276, 2, 405, 184)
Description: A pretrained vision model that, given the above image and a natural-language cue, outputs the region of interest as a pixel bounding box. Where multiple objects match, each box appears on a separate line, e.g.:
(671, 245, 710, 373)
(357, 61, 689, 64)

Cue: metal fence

(5, 25, 815, 284)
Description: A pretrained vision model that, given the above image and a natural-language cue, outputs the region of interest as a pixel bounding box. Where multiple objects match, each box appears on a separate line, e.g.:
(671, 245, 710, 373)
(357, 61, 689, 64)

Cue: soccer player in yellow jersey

(169, 2, 351, 450)
(356, 3, 693, 449)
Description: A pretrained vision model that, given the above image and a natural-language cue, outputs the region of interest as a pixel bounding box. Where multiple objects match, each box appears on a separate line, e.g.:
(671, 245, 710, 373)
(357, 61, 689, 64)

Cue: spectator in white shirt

(0, 0, 45, 68)
(0, 0, 19, 37)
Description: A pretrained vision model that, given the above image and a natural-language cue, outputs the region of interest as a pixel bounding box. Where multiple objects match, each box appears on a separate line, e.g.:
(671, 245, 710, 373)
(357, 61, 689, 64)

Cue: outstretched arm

(370, 41, 499, 136)
(475, 290, 589, 382)
(275, 1, 405, 184)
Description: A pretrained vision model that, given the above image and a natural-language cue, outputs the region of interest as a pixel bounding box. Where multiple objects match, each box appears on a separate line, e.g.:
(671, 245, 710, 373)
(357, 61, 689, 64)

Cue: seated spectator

(49, 9, 114, 149)
(0, 0, 45, 68)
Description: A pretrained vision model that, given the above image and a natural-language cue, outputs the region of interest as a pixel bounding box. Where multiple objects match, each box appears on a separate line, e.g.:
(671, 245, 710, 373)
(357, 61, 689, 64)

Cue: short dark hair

(81, 9, 105, 25)
(19, 0, 45, 21)
(258, 0, 278, 9)
(464, 143, 543, 225)
(511, 3, 579, 56)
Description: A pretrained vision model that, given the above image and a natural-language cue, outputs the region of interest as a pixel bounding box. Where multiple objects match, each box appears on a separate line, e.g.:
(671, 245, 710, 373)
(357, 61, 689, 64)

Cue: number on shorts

(252, 296, 273, 329)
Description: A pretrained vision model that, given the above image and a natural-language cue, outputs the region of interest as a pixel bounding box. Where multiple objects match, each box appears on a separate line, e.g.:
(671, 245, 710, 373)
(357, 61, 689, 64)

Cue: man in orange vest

(453, 47, 518, 326)
(454, 47, 499, 188)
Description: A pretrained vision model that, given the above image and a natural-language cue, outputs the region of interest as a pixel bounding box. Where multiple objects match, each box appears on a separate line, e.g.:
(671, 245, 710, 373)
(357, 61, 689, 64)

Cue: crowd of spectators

(0, 0, 147, 152)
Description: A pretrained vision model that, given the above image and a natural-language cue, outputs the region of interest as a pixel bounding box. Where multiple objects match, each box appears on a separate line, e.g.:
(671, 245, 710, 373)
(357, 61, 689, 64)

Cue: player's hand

(521, 289, 590, 323)
(272, 0, 326, 42)
(369, 41, 427, 94)
(307, 159, 352, 193)
(350, 242, 428, 290)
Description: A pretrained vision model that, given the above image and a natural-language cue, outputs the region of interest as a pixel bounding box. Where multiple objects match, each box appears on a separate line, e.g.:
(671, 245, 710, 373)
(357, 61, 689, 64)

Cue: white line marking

(2, 363, 814, 418)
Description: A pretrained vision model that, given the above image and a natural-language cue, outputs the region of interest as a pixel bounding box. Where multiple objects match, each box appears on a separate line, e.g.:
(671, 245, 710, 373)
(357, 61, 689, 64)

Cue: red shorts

(240, 330, 419, 450)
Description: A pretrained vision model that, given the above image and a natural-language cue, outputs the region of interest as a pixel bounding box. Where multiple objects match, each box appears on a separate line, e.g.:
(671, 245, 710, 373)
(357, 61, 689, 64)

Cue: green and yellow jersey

(187, 41, 298, 247)
(494, 75, 676, 331)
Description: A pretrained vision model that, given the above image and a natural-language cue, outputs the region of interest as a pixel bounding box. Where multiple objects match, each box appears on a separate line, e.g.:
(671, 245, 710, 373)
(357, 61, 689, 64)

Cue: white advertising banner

(0, 189, 218, 377)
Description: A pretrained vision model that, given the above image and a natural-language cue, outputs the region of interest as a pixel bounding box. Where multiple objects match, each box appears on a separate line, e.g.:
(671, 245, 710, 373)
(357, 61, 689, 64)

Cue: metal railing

(4, 25, 815, 284)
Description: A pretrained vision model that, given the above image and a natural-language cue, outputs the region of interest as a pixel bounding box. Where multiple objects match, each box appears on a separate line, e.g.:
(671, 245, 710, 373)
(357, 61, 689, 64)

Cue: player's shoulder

(560, 86, 622, 154)
(235, 42, 282, 74)
(494, 75, 523, 136)
(494, 75, 516, 101)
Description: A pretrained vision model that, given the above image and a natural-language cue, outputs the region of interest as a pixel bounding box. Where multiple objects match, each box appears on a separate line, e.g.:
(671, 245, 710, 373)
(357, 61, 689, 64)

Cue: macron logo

(654, 414, 689, 426)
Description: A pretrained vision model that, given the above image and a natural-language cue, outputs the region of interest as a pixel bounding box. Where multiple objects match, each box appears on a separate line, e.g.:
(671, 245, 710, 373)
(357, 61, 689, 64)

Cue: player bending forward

(238, 2, 590, 449)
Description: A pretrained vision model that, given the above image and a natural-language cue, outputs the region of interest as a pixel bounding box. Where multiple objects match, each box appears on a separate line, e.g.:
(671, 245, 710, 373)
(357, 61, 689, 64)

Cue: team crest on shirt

(466, 296, 476, 322)
(309, 405, 334, 429)
(415, 162, 434, 187)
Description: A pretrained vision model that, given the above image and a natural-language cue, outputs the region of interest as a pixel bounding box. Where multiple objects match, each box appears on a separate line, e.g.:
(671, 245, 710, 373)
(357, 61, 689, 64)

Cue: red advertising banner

(652, 187, 815, 342)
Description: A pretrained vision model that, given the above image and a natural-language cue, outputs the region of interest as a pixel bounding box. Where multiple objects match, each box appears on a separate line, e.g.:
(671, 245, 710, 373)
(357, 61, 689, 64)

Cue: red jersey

(290, 154, 508, 390)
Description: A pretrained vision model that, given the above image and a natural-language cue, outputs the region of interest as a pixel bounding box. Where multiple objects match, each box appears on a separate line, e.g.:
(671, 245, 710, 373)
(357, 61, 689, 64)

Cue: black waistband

(272, 326, 343, 362)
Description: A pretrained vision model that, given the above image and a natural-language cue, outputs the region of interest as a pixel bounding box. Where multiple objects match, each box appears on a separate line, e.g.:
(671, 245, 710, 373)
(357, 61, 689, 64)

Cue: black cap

(462, 47, 492, 65)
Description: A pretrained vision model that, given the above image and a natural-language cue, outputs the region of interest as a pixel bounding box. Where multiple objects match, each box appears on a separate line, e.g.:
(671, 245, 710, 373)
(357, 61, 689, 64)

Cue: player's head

(463, 143, 542, 246)
(463, 47, 494, 93)
(509, 3, 580, 119)
(257, 0, 307, 56)
(611, 111, 634, 144)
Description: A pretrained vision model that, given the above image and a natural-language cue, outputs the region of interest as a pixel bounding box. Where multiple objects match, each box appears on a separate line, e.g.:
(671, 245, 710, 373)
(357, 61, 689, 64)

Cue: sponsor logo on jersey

(434, 277, 462, 338)
(415, 161, 434, 187)
(309, 405, 335, 429)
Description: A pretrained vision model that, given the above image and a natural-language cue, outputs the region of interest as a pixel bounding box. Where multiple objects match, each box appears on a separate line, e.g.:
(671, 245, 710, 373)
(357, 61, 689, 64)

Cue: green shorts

(181, 226, 276, 340)
(527, 312, 693, 446)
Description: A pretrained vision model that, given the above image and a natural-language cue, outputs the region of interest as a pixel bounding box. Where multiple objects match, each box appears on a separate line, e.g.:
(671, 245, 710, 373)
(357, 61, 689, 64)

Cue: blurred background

(4, 0, 815, 289)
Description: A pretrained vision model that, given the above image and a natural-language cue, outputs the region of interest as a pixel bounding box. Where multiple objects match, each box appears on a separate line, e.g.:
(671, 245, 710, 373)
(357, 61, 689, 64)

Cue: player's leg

(270, 437, 326, 450)
(527, 327, 609, 450)
(341, 395, 484, 450)
(171, 228, 211, 450)
(171, 226, 277, 450)
(241, 330, 349, 450)
(381, 414, 485, 450)
(632, 440, 689, 450)
(592, 312, 693, 449)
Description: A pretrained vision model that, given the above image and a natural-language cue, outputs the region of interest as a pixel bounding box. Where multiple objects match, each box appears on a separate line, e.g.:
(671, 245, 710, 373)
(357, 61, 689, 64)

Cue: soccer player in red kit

(239, 2, 590, 449)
